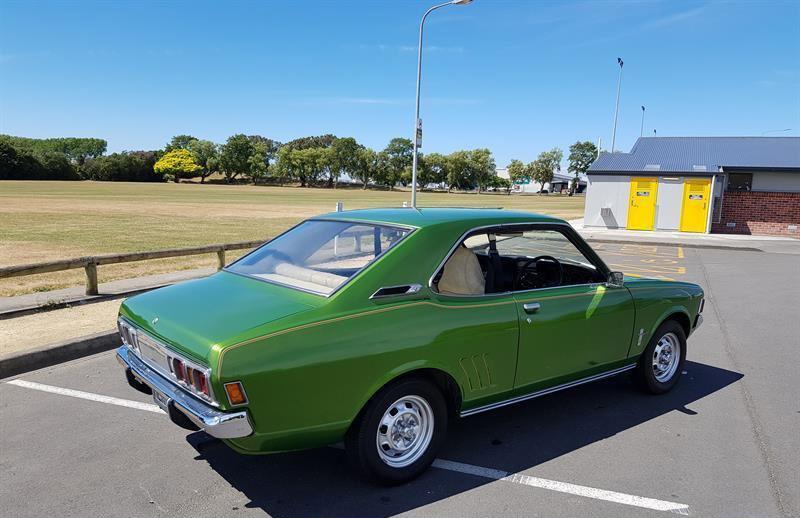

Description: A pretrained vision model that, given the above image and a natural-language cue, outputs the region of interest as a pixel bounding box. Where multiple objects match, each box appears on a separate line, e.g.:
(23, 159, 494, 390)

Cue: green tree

(446, 150, 473, 191)
(165, 135, 197, 152)
(532, 147, 563, 193)
(487, 174, 512, 193)
(568, 141, 597, 195)
(276, 146, 328, 187)
(421, 152, 449, 188)
(506, 159, 528, 184)
(81, 151, 160, 182)
(187, 139, 219, 183)
(220, 134, 254, 183)
(353, 147, 376, 189)
(469, 148, 496, 194)
(328, 137, 361, 188)
(248, 141, 270, 185)
(283, 134, 336, 151)
(154, 149, 200, 183)
(383, 137, 413, 190)
(53, 138, 107, 165)
(247, 135, 281, 184)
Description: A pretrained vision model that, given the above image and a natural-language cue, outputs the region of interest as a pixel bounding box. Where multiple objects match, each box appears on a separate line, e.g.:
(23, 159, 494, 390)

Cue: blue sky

(1, 0, 798, 166)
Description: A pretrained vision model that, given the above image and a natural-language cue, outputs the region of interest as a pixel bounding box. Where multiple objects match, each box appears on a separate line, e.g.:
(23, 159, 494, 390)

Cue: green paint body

(119, 208, 704, 454)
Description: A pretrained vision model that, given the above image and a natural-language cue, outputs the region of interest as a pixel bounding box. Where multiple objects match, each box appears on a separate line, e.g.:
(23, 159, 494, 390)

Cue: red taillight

(196, 373, 209, 396)
(171, 357, 186, 381)
(169, 356, 210, 399)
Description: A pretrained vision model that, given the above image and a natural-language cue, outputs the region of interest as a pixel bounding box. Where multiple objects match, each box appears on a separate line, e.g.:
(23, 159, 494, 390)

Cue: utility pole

(410, 0, 473, 208)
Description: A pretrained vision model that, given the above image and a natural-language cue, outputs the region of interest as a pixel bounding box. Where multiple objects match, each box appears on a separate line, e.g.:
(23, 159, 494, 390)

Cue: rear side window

(228, 220, 411, 295)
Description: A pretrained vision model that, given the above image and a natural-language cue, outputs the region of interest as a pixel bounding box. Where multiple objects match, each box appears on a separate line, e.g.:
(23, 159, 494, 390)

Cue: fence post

(216, 249, 226, 270)
(84, 261, 99, 296)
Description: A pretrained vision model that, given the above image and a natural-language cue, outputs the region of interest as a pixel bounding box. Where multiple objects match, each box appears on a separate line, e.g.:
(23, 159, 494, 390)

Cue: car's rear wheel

(345, 377, 447, 485)
(635, 320, 686, 394)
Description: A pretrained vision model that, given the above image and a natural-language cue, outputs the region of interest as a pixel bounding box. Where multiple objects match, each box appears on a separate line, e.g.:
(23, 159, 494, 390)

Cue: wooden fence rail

(0, 240, 266, 296)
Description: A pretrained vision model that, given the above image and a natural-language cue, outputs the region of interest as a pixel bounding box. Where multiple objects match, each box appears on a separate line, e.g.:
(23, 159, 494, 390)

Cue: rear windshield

(227, 220, 412, 295)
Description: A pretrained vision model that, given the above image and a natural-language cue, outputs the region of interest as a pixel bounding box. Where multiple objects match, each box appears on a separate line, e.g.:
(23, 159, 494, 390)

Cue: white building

(584, 137, 800, 236)
(496, 168, 586, 194)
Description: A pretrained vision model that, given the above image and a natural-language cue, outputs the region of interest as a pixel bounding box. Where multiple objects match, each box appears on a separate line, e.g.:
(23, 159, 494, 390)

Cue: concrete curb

(0, 330, 118, 379)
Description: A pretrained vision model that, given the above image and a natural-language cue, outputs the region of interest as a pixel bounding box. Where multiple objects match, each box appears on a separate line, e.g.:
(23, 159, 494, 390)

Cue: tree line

(153, 133, 510, 192)
(1, 132, 597, 193)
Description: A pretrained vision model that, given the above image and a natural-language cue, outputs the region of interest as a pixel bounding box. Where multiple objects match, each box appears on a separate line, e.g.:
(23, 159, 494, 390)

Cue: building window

(726, 173, 752, 192)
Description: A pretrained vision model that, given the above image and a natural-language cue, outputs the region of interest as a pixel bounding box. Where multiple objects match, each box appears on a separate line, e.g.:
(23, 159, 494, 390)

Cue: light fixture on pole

(410, 0, 473, 208)
(640, 105, 646, 137)
(610, 57, 623, 152)
(760, 128, 792, 135)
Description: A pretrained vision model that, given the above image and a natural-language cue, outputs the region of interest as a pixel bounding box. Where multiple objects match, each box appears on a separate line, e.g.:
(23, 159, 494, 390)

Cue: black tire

(345, 377, 448, 485)
(635, 320, 687, 394)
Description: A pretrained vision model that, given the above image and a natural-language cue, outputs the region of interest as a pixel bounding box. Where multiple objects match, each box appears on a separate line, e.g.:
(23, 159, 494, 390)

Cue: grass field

(0, 181, 585, 296)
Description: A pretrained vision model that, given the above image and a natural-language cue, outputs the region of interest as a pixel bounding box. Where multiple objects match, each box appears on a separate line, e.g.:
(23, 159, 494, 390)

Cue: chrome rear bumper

(116, 346, 252, 439)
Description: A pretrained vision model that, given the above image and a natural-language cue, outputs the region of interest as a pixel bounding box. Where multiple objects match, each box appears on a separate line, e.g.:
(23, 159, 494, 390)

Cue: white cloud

(641, 5, 706, 30)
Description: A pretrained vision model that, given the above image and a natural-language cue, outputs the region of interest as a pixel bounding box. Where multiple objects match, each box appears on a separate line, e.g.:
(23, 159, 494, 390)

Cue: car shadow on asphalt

(186, 361, 741, 517)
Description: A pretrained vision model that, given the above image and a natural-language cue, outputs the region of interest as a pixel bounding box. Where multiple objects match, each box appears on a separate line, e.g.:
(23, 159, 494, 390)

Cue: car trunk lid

(120, 271, 320, 365)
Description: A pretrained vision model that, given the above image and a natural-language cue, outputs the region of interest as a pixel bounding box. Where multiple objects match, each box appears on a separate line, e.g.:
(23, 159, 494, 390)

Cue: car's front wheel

(345, 377, 447, 485)
(635, 320, 687, 394)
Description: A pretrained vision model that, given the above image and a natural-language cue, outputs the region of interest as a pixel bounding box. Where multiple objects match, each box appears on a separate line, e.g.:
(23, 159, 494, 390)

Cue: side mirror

(606, 271, 624, 288)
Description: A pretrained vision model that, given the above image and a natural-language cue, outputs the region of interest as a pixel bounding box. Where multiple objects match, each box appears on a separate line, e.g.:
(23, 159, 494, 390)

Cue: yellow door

(627, 177, 658, 230)
(680, 178, 711, 232)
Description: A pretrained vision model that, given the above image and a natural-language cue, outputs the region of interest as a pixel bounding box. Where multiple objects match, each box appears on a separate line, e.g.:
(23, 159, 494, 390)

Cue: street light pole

(640, 105, 646, 137)
(410, 0, 473, 208)
(610, 57, 623, 153)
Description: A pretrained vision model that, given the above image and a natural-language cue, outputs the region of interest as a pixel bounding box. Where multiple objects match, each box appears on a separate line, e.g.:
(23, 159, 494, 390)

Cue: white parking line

(5, 379, 163, 414)
(433, 459, 690, 515)
(4, 378, 690, 515)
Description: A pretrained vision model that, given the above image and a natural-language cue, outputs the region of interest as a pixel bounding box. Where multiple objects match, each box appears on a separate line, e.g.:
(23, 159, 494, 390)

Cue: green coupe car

(116, 208, 704, 483)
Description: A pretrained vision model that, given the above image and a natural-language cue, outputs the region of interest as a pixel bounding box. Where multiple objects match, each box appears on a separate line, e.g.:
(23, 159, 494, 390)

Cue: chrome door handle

(523, 302, 541, 314)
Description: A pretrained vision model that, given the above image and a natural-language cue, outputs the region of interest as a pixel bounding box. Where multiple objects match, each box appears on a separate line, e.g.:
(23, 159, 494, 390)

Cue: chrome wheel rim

(652, 332, 681, 383)
(376, 395, 434, 468)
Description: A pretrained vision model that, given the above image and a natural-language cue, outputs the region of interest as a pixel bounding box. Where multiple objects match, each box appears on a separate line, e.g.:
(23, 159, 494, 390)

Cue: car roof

(311, 207, 565, 229)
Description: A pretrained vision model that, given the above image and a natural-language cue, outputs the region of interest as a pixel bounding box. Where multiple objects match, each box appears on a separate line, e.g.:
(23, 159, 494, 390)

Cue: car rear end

(116, 316, 253, 439)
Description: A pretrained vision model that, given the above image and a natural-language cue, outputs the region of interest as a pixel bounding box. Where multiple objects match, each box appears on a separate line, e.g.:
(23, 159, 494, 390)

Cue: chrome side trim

(459, 363, 636, 417)
(117, 346, 253, 439)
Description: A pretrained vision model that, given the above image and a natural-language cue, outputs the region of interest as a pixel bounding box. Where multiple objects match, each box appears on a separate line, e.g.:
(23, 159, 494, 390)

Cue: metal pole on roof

(410, 0, 474, 209)
(640, 105, 646, 137)
(611, 57, 623, 152)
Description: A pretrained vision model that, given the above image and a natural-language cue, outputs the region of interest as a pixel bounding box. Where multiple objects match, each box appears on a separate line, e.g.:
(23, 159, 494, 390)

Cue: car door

(500, 225, 636, 391)
(427, 231, 522, 406)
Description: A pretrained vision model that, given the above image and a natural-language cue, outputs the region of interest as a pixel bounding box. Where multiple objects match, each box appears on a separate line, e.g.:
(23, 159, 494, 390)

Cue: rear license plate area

(152, 388, 170, 412)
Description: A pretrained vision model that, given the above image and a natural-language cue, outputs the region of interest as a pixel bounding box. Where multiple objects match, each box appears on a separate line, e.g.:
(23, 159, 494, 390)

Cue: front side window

(228, 220, 411, 295)
(432, 227, 604, 296)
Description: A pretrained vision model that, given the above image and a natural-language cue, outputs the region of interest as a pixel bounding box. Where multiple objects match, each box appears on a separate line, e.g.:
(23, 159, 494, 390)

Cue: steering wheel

(513, 255, 564, 290)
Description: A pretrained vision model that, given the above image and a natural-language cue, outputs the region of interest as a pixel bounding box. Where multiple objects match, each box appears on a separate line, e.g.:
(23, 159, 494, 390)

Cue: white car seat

(437, 245, 485, 296)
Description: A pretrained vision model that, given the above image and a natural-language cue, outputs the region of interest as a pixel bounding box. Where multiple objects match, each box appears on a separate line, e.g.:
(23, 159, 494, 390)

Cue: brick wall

(711, 191, 800, 236)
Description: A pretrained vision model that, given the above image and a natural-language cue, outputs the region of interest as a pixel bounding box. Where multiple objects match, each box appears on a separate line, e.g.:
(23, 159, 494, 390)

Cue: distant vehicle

(116, 208, 704, 484)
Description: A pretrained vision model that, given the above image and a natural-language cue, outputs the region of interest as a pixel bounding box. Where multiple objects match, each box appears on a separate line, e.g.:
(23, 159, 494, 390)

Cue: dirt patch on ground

(0, 300, 121, 355)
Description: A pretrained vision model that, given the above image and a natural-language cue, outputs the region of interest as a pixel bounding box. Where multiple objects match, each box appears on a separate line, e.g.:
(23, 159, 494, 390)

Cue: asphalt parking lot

(1, 243, 798, 518)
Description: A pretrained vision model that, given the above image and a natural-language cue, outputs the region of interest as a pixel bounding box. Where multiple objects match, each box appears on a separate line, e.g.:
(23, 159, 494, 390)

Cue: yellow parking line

(677, 246, 684, 259)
